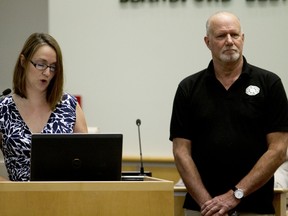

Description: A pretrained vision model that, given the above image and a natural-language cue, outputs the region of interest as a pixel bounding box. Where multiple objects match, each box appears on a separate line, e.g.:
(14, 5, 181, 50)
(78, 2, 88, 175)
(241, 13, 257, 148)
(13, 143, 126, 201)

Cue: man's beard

(220, 48, 241, 63)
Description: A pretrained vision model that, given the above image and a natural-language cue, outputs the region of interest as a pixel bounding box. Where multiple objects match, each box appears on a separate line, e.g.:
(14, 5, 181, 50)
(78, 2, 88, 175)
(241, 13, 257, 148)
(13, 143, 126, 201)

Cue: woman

(0, 33, 88, 181)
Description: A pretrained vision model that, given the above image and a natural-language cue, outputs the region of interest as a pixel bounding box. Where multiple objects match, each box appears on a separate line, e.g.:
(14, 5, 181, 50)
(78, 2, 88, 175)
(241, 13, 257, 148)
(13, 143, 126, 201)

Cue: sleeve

(266, 78, 288, 133)
(169, 85, 192, 141)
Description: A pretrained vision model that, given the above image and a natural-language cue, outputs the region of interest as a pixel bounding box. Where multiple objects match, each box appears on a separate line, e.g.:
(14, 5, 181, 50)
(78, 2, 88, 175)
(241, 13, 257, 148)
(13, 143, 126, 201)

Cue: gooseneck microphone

(136, 119, 145, 176)
(0, 88, 11, 98)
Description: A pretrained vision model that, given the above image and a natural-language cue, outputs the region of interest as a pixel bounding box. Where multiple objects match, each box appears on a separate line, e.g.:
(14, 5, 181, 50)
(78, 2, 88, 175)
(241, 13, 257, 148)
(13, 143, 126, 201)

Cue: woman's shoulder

(61, 93, 76, 101)
(0, 96, 15, 120)
(55, 93, 77, 110)
(0, 95, 14, 107)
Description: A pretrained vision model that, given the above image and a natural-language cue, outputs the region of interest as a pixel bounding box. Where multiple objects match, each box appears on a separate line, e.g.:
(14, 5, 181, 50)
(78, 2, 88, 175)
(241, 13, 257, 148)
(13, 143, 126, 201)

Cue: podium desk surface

(0, 177, 174, 216)
(0, 176, 172, 191)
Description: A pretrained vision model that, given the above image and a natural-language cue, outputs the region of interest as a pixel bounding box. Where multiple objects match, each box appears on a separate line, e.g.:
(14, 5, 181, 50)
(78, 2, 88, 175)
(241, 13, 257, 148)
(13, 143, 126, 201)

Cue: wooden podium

(0, 177, 174, 216)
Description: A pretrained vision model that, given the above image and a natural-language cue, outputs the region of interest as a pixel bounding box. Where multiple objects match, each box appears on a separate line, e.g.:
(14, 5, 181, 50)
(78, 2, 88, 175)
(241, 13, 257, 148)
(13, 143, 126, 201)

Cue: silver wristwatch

(233, 186, 244, 199)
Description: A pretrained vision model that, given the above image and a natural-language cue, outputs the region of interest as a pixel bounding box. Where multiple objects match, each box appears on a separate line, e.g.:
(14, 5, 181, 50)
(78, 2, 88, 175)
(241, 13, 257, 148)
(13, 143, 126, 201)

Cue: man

(170, 11, 288, 216)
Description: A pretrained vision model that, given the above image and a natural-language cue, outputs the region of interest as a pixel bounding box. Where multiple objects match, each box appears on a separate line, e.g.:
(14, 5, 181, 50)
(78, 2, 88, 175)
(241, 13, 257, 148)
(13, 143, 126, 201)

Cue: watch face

(234, 189, 244, 199)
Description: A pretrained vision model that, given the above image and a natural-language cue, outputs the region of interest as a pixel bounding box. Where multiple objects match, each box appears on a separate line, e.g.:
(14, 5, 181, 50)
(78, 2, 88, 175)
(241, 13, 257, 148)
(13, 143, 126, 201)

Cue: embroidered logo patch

(245, 85, 260, 96)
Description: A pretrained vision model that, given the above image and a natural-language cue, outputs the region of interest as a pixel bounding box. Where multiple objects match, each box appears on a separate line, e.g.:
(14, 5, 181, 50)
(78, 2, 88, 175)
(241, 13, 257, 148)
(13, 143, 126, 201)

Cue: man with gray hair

(170, 11, 288, 216)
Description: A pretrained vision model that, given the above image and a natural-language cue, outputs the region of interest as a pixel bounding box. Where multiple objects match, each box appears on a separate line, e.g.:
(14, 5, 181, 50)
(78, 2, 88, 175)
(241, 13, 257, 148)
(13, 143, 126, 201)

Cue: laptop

(30, 133, 123, 181)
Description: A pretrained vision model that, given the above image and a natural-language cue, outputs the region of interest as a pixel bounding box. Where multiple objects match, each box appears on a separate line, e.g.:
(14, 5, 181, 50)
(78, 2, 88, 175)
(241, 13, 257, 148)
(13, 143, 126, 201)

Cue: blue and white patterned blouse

(0, 93, 77, 181)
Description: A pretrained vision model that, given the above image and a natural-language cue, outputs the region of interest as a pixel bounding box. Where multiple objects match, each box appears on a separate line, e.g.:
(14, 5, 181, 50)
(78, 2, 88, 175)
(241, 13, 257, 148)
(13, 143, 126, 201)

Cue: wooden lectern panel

(0, 177, 174, 216)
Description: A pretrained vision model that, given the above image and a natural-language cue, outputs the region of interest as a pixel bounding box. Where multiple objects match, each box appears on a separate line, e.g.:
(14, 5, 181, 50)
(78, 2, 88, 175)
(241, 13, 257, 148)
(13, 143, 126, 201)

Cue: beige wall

(0, 0, 48, 89)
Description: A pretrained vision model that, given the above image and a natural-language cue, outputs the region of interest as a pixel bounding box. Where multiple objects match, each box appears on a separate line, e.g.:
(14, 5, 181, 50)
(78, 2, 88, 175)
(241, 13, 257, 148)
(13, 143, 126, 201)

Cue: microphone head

(2, 88, 11, 96)
(136, 119, 141, 126)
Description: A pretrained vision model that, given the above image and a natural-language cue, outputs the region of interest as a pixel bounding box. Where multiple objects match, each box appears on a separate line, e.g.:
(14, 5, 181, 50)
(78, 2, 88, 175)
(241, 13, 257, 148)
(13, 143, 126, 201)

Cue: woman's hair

(13, 32, 64, 110)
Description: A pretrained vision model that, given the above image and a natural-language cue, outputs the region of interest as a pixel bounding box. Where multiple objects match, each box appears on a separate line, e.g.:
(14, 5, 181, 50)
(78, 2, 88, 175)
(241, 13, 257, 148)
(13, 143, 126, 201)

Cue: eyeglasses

(30, 60, 57, 73)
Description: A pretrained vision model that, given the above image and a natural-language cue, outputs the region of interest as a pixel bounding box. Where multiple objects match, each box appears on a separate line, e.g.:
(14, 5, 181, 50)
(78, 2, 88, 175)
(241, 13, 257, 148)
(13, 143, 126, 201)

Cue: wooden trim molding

(122, 156, 175, 163)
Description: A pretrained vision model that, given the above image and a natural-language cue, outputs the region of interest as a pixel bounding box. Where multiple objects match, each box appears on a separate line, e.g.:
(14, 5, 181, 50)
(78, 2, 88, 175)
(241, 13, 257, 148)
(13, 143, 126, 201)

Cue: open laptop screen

(30, 133, 123, 181)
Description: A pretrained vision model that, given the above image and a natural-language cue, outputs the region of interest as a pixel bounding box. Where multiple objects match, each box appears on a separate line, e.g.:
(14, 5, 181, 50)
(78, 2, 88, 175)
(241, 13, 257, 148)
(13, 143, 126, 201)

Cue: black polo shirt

(170, 57, 288, 213)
